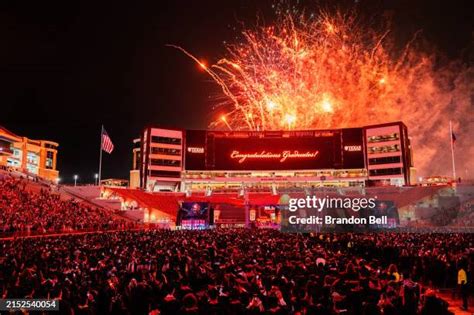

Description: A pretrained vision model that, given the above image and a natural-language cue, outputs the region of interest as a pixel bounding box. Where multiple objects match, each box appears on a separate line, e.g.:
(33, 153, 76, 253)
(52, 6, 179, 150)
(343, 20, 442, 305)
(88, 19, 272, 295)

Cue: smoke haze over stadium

(1, 0, 472, 182)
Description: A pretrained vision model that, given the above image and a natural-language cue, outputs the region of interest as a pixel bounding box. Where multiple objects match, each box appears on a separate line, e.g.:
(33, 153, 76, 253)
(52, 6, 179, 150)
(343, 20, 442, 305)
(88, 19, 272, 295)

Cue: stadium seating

(0, 174, 130, 236)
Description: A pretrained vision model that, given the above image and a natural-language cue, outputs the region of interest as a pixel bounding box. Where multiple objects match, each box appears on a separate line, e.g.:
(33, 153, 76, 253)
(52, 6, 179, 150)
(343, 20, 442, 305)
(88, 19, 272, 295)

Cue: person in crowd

(458, 260, 469, 310)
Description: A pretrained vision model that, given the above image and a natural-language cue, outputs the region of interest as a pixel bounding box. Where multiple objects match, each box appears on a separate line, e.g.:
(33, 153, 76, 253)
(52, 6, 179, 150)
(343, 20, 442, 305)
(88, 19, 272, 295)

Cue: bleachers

(62, 185, 122, 211)
(108, 188, 184, 218)
(279, 185, 446, 209)
(368, 186, 445, 208)
(0, 174, 130, 236)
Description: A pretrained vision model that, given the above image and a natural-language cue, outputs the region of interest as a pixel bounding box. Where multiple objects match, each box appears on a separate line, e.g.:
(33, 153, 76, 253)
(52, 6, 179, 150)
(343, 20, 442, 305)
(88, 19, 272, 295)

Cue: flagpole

(449, 120, 456, 180)
(98, 125, 104, 186)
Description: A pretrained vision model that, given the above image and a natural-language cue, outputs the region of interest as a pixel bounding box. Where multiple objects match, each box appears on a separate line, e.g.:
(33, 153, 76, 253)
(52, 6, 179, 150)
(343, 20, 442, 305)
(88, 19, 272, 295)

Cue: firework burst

(171, 11, 423, 131)
(171, 8, 473, 177)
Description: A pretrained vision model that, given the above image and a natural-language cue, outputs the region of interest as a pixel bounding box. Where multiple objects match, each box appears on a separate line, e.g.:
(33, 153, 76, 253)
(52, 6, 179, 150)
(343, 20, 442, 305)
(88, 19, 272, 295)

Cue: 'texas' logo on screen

(187, 147, 204, 153)
(344, 145, 362, 152)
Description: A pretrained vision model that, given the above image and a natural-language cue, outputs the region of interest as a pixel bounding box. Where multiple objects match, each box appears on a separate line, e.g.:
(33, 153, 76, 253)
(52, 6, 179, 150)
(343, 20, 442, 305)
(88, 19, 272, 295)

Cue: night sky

(1, 0, 472, 183)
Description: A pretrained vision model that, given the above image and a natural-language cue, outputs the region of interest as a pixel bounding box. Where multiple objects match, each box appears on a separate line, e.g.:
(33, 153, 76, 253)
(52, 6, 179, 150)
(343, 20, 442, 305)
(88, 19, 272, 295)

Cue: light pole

(55, 177, 61, 191)
(74, 175, 78, 186)
(94, 173, 99, 186)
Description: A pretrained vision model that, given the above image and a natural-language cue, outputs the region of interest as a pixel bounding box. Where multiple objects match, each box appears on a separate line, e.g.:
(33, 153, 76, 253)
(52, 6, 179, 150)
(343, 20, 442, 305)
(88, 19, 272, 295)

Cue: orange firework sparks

(170, 11, 420, 131)
(170, 9, 473, 177)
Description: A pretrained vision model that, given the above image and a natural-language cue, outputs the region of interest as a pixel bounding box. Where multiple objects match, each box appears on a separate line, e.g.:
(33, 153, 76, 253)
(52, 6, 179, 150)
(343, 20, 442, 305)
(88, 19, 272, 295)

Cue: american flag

(101, 128, 114, 154)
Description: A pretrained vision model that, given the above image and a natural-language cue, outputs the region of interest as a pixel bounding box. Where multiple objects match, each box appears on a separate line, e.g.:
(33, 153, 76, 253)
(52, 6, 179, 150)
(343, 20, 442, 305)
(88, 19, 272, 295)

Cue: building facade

(0, 126, 59, 181)
(135, 128, 183, 191)
(131, 122, 414, 192)
(365, 122, 414, 186)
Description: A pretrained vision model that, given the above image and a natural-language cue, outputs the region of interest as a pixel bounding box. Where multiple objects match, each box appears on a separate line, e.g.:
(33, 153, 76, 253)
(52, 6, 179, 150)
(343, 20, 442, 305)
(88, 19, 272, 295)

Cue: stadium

(1, 1, 473, 314)
(1, 119, 473, 315)
(96, 121, 417, 228)
(0, 65, 471, 315)
(1, 162, 473, 314)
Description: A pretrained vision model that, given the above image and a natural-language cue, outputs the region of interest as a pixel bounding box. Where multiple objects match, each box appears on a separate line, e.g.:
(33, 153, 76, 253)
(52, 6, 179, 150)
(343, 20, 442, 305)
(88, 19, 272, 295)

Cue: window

(368, 156, 401, 165)
(27, 152, 38, 165)
(368, 133, 399, 143)
(369, 168, 402, 176)
(134, 152, 141, 170)
(27, 164, 39, 175)
(368, 144, 400, 155)
(45, 151, 54, 169)
(7, 158, 20, 167)
(150, 159, 181, 167)
(151, 147, 181, 156)
(151, 136, 181, 145)
(44, 143, 57, 149)
(0, 140, 12, 154)
(149, 170, 181, 178)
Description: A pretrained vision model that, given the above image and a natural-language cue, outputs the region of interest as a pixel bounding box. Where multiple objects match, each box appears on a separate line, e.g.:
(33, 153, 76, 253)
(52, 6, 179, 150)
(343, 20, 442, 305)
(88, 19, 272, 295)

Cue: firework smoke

(172, 10, 473, 178)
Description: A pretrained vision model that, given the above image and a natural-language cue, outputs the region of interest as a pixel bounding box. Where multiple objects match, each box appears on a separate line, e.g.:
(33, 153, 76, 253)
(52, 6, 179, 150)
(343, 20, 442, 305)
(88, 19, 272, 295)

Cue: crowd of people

(450, 199, 474, 228)
(1, 229, 472, 314)
(0, 175, 128, 234)
(1, 173, 472, 313)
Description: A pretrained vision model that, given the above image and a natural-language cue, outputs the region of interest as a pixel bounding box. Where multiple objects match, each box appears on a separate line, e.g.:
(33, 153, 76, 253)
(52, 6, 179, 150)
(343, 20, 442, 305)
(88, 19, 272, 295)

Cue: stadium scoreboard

(184, 129, 365, 171)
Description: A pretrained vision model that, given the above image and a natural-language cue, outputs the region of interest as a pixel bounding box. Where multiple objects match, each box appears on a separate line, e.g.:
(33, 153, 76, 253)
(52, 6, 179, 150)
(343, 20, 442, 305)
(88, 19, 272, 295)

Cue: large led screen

(185, 130, 365, 171)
